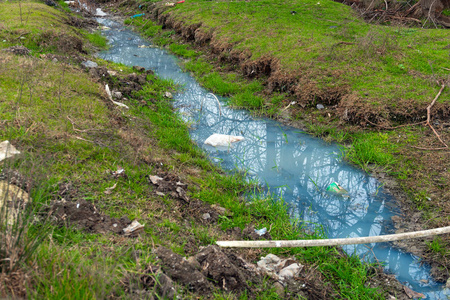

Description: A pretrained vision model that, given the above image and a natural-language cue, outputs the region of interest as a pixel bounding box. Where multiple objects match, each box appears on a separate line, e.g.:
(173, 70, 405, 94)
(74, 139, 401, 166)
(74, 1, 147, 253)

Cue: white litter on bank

(0, 140, 20, 162)
(95, 8, 107, 16)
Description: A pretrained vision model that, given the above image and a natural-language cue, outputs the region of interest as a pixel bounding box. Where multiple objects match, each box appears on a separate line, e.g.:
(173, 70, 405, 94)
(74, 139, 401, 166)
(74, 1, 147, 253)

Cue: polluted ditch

(96, 16, 449, 298)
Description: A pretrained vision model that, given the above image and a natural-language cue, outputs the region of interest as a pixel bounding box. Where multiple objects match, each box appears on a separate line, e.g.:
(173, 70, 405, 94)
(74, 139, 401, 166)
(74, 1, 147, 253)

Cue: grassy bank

(117, 0, 450, 270)
(0, 1, 411, 299)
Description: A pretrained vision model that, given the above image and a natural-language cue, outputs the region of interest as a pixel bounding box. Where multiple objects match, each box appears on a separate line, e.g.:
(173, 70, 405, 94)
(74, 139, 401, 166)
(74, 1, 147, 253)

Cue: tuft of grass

(347, 132, 397, 170)
(85, 31, 108, 50)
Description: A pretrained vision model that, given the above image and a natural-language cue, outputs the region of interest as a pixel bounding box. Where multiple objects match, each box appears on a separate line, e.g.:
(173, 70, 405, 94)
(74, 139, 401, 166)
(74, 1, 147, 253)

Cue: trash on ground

(316, 104, 325, 110)
(123, 220, 144, 236)
(105, 84, 129, 109)
(95, 8, 107, 16)
(204, 134, 245, 147)
(130, 13, 145, 19)
(81, 60, 98, 68)
(165, 2, 175, 6)
(104, 183, 117, 195)
(0, 180, 30, 225)
(255, 227, 267, 236)
(257, 254, 303, 282)
(0, 140, 21, 162)
(112, 166, 125, 178)
(149, 175, 163, 185)
(164, 91, 173, 98)
(326, 182, 348, 195)
(99, 25, 110, 30)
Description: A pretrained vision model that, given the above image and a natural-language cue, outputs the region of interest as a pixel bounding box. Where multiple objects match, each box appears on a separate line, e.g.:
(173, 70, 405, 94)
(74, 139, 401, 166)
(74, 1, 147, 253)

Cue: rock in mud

(2, 46, 31, 56)
(194, 245, 252, 293)
(149, 173, 190, 203)
(154, 246, 212, 294)
(257, 254, 303, 282)
(81, 60, 98, 69)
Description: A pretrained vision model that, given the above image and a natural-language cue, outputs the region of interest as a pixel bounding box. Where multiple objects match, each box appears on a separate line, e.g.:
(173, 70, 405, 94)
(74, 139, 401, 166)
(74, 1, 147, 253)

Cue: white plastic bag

(204, 134, 244, 147)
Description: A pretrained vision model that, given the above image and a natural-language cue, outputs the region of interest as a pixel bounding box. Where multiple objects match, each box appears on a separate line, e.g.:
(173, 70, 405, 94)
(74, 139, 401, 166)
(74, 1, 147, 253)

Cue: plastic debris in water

(204, 134, 245, 147)
(130, 13, 145, 19)
(255, 227, 267, 236)
(326, 182, 348, 195)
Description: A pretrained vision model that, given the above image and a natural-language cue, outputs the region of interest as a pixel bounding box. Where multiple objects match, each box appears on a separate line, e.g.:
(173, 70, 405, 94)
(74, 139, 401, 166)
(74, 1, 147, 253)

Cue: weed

(85, 31, 108, 50)
(426, 237, 447, 256)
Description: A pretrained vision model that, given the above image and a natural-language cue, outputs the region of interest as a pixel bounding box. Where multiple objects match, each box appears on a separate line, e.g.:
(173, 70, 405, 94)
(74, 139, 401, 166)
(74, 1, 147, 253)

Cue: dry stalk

(412, 82, 448, 151)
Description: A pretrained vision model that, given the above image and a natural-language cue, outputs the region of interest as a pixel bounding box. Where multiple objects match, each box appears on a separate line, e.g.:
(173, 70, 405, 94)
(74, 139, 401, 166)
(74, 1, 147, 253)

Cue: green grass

(134, 0, 448, 124)
(0, 2, 395, 298)
(85, 31, 108, 50)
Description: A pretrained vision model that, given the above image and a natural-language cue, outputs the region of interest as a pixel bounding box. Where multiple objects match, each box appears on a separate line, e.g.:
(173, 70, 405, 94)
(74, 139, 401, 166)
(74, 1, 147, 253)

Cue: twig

(334, 41, 355, 47)
(389, 15, 422, 23)
(424, 83, 447, 148)
(404, 1, 420, 16)
(383, 0, 388, 11)
(206, 93, 222, 117)
(67, 116, 90, 133)
(365, 118, 426, 130)
(73, 136, 95, 144)
(411, 146, 449, 151)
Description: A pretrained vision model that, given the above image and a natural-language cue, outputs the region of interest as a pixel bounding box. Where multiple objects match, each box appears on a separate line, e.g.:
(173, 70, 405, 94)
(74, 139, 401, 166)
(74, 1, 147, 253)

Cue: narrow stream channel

(96, 16, 448, 299)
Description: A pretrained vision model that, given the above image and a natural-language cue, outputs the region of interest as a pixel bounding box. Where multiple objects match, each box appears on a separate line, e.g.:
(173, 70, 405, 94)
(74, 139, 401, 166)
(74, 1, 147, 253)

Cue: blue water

(97, 17, 449, 299)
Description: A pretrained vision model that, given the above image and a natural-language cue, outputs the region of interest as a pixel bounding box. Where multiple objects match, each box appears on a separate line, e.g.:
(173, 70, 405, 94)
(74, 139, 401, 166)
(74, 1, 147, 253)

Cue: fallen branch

(389, 15, 422, 23)
(422, 83, 448, 149)
(404, 1, 420, 16)
(216, 226, 450, 248)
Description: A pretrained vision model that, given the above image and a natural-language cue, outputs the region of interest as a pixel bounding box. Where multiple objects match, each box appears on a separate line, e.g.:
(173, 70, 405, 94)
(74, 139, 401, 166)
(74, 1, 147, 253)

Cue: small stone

(81, 60, 98, 69)
(202, 213, 211, 220)
(133, 65, 146, 72)
(112, 91, 122, 99)
(278, 263, 302, 280)
(273, 282, 285, 298)
(164, 91, 173, 98)
(211, 204, 227, 215)
(316, 104, 325, 110)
